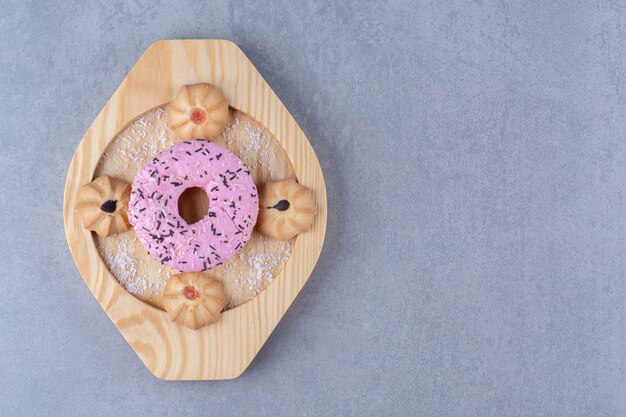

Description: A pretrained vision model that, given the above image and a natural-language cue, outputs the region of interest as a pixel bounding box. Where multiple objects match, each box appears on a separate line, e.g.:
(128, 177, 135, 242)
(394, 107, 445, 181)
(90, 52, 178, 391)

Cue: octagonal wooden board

(63, 39, 327, 380)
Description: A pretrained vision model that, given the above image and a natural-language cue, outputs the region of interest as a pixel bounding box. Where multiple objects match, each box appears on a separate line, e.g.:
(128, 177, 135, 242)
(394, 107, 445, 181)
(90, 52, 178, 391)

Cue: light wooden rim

(63, 40, 327, 380)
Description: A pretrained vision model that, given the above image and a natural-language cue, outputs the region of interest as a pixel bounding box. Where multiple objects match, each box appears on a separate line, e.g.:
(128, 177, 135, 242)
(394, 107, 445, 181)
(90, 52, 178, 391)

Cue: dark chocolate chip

(100, 200, 117, 213)
(270, 200, 290, 211)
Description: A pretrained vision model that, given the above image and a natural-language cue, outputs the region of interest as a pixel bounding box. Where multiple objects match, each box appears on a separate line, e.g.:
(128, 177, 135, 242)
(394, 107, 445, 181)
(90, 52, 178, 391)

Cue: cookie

(162, 272, 228, 330)
(256, 178, 316, 241)
(166, 83, 230, 141)
(75, 175, 131, 237)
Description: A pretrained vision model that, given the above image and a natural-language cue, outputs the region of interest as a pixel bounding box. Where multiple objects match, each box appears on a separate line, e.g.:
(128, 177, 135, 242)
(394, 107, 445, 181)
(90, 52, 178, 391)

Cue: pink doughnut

(128, 141, 259, 272)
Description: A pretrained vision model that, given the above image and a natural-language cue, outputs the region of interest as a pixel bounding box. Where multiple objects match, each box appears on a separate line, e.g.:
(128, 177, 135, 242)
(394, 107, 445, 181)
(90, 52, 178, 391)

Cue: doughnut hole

(178, 187, 209, 225)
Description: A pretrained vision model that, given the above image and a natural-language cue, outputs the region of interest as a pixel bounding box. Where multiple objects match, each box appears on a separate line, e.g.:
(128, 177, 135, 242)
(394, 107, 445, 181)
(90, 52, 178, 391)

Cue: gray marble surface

(1, 0, 626, 416)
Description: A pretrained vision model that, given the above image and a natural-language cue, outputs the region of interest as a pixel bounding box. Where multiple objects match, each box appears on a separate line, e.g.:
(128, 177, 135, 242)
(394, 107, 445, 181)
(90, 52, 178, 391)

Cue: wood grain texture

(63, 40, 327, 380)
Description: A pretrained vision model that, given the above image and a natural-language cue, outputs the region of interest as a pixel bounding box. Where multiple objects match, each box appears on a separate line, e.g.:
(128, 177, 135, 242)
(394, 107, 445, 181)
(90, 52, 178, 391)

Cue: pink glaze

(128, 141, 258, 272)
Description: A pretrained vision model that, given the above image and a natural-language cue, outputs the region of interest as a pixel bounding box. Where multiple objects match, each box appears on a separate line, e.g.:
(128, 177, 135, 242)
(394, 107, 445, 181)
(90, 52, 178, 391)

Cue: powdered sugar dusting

(223, 116, 279, 177)
(242, 120, 279, 172)
(98, 108, 172, 168)
(98, 234, 168, 296)
(223, 233, 294, 307)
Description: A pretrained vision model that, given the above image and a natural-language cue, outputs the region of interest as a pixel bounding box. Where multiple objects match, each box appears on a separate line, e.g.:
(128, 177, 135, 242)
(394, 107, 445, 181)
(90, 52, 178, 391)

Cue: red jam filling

(182, 286, 199, 300)
(190, 108, 206, 124)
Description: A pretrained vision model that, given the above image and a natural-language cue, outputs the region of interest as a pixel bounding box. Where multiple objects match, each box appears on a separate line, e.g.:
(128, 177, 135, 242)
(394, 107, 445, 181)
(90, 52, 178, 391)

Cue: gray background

(1, 0, 625, 416)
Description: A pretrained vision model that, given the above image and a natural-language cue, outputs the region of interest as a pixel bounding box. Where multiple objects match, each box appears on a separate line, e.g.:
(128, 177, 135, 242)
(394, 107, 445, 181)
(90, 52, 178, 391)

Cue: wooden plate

(63, 40, 327, 380)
